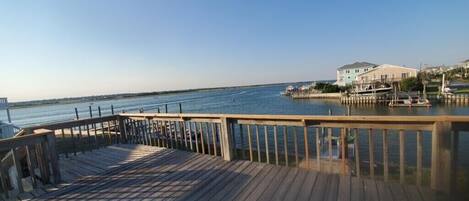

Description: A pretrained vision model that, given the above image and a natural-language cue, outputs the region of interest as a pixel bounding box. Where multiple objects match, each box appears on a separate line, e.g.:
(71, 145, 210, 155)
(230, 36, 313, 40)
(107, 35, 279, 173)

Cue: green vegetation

(400, 77, 423, 92)
(314, 83, 350, 93)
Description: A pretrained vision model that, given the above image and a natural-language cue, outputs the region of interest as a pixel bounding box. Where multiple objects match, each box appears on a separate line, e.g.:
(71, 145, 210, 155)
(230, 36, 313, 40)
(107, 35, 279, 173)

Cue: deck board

(30, 144, 447, 201)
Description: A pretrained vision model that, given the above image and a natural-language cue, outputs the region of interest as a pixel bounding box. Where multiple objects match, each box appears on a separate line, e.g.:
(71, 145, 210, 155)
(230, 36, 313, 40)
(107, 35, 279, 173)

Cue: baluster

(61, 129, 68, 158)
(274, 125, 279, 165)
(95, 120, 101, 147)
(194, 122, 199, 152)
(247, 125, 253, 161)
(283, 126, 288, 166)
(70, 127, 77, 156)
(303, 126, 309, 169)
(107, 121, 112, 145)
(46, 132, 60, 184)
(316, 127, 320, 171)
(416, 130, 423, 186)
(239, 124, 245, 159)
(264, 126, 270, 164)
(183, 121, 189, 149)
(189, 122, 193, 151)
(369, 128, 374, 179)
(25, 145, 37, 188)
(211, 123, 217, 156)
(12, 149, 24, 193)
(86, 124, 94, 150)
(200, 122, 206, 154)
(354, 128, 360, 178)
(383, 129, 389, 182)
(148, 119, 154, 146)
(217, 123, 224, 158)
(328, 128, 333, 172)
(77, 125, 84, 153)
(341, 128, 346, 175)
(154, 120, 160, 146)
(36, 141, 50, 184)
(293, 127, 299, 167)
(256, 125, 261, 162)
(162, 121, 168, 148)
(231, 122, 237, 157)
(206, 123, 211, 155)
(177, 121, 182, 148)
(399, 130, 405, 184)
(172, 121, 177, 148)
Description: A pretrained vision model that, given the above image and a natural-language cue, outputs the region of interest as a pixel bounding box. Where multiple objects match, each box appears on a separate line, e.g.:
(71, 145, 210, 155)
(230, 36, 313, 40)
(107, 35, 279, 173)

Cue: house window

(381, 74, 388, 80)
(364, 68, 368, 72)
(402, 73, 408, 79)
(346, 70, 350, 74)
(355, 69, 359, 73)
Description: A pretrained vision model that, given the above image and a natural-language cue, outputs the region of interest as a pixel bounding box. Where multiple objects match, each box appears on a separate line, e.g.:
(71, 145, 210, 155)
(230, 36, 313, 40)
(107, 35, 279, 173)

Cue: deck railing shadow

(40, 152, 251, 200)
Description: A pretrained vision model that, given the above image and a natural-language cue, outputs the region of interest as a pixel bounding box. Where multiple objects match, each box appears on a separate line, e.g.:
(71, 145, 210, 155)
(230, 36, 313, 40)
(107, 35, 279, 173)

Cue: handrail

(119, 113, 469, 123)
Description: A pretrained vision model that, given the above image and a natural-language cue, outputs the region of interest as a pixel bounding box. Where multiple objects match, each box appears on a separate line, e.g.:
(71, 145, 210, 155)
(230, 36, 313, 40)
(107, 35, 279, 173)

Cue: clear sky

(1, 0, 468, 101)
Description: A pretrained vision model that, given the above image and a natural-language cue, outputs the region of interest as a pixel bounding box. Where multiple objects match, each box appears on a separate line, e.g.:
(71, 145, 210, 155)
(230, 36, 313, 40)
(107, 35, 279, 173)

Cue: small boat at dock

(389, 95, 431, 107)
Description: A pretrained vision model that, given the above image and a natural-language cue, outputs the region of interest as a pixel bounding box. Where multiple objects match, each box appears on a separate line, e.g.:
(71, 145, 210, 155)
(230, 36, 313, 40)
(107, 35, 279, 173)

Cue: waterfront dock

(1, 113, 468, 200)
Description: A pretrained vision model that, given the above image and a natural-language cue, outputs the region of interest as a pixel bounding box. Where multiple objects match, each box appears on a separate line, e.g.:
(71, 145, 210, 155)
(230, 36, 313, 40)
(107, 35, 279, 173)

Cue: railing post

(431, 121, 456, 193)
(220, 117, 235, 161)
(118, 116, 127, 143)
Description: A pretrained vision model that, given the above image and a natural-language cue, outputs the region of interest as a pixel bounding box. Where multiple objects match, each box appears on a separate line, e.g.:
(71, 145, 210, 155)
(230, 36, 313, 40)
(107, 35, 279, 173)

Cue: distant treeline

(10, 80, 334, 109)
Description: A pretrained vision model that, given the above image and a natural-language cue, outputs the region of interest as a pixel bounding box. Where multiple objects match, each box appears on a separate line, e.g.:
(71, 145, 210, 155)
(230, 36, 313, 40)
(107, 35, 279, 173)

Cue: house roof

(357, 64, 417, 76)
(338, 62, 377, 70)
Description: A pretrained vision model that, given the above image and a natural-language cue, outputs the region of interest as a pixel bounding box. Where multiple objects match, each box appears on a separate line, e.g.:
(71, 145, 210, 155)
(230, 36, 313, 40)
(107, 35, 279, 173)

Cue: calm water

(4, 83, 469, 127)
(1, 83, 469, 167)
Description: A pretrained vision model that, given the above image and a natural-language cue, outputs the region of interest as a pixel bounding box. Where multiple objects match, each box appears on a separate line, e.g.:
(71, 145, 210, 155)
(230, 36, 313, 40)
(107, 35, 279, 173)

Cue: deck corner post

(431, 121, 456, 193)
(221, 117, 235, 161)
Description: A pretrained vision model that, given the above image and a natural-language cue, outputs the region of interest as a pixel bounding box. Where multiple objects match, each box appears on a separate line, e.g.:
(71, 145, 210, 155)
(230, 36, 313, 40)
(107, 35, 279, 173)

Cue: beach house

(353, 64, 418, 91)
(335, 62, 377, 86)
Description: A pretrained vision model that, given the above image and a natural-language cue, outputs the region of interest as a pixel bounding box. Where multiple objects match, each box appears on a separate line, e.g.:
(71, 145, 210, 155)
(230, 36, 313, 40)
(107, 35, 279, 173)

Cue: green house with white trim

(335, 62, 377, 86)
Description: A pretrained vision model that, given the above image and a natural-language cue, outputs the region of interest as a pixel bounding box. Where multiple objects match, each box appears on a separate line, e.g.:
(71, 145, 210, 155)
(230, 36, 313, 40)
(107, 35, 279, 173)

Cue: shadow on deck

(28, 144, 448, 201)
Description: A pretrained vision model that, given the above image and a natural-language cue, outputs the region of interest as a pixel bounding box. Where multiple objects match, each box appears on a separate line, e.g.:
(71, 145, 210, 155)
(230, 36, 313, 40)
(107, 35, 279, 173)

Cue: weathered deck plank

(30, 144, 447, 201)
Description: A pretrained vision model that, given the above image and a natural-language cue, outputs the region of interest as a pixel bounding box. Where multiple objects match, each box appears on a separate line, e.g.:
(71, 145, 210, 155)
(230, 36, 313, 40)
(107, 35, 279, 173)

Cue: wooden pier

(1, 113, 468, 200)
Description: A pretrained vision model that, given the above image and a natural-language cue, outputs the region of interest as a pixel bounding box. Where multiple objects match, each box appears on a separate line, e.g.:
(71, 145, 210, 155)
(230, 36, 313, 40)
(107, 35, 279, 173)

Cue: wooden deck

(21, 144, 445, 201)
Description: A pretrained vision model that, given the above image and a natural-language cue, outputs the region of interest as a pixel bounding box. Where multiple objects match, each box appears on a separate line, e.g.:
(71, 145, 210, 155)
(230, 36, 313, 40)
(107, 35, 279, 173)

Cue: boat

(389, 95, 431, 107)
(353, 83, 393, 95)
(281, 85, 298, 96)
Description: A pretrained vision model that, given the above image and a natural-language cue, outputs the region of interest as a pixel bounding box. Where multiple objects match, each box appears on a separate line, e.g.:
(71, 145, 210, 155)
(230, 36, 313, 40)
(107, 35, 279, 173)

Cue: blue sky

(1, 0, 468, 101)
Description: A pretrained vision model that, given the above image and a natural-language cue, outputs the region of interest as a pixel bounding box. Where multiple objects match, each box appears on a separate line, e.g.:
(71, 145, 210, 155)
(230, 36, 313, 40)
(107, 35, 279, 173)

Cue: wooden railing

(0, 129, 60, 198)
(1, 113, 468, 198)
(0, 115, 120, 199)
(120, 113, 469, 194)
